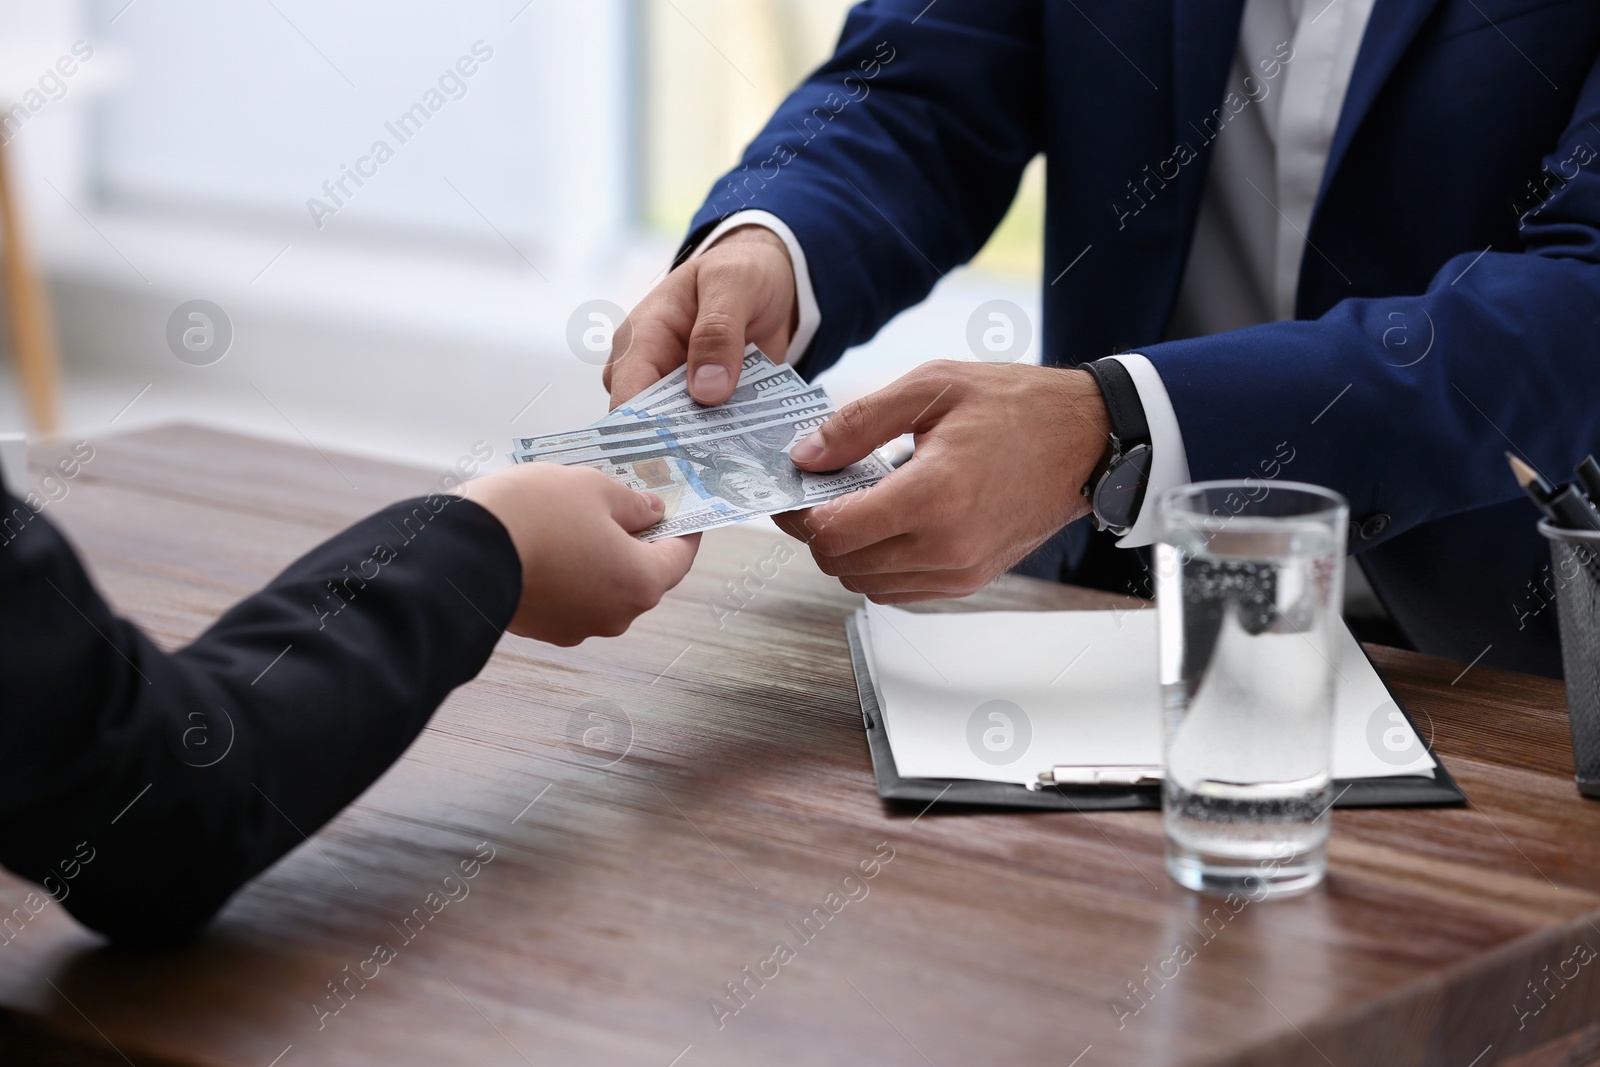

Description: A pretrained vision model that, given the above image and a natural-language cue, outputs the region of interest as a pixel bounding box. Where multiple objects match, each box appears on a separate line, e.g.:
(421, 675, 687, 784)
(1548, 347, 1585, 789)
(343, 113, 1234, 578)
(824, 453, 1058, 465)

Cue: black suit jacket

(0, 484, 520, 945)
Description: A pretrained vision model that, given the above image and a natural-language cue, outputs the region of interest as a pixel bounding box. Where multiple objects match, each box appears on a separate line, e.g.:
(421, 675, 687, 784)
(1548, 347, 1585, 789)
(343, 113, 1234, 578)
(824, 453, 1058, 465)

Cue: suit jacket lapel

(1167, 0, 1249, 302)
(1171, 0, 1249, 161)
(1318, 0, 1445, 203)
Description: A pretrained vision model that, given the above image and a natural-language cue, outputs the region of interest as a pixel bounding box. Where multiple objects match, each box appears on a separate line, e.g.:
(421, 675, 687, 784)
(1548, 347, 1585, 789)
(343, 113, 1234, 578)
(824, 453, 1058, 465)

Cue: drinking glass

(1155, 481, 1348, 898)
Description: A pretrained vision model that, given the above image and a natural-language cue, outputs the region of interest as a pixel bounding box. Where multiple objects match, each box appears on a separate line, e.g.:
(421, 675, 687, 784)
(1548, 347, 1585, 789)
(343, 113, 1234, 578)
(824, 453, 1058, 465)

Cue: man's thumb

(686, 270, 765, 404)
(790, 386, 930, 470)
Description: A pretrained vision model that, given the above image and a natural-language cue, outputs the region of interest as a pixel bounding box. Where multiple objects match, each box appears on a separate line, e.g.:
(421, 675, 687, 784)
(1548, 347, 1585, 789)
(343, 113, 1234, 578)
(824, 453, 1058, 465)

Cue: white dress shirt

(695, 0, 1377, 547)
(1116, 0, 1376, 546)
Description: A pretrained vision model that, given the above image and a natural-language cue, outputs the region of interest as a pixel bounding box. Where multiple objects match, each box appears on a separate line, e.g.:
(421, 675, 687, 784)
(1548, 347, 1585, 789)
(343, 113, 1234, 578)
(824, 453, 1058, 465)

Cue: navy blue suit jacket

(683, 0, 1600, 675)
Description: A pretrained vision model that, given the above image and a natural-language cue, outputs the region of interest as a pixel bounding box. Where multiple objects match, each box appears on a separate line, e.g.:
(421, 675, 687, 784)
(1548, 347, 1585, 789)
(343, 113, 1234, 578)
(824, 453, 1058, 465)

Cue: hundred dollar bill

(517, 415, 889, 540)
(513, 389, 833, 459)
(514, 406, 830, 472)
(643, 456, 890, 539)
(598, 346, 777, 424)
(512, 407, 840, 477)
(594, 379, 826, 444)
(622, 361, 805, 420)
(575, 385, 834, 454)
(519, 382, 825, 453)
(609, 355, 798, 421)
(510, 342, 882, 538)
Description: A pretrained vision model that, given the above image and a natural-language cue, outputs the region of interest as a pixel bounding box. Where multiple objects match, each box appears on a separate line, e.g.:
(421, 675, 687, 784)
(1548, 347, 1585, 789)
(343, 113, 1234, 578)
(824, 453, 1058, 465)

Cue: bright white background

(0, 0, 1039, 476)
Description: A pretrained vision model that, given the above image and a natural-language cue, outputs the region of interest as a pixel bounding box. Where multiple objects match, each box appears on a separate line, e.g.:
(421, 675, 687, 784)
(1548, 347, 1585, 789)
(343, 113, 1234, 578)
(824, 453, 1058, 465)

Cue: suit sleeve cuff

(688, 210, 821, 366)
(1104, 353, 1190, 549)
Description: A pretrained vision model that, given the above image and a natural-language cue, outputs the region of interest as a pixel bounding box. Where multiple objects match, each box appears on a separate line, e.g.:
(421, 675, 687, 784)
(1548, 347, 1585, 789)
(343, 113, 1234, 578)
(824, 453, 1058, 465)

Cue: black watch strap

(1083, 357, 1150, 448)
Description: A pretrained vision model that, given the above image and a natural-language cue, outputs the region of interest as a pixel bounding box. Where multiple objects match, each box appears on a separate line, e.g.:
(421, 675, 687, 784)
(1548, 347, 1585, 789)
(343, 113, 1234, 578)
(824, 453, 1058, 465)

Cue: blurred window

(91, 0, 1040, 275)
(92, 0, 606, 259)
(639, 0, 1043, 278)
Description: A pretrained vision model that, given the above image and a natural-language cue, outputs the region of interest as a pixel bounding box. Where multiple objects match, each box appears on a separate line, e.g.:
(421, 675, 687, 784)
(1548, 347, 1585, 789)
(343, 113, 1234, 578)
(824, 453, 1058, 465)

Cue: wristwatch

(1080, 357, 1153, 536)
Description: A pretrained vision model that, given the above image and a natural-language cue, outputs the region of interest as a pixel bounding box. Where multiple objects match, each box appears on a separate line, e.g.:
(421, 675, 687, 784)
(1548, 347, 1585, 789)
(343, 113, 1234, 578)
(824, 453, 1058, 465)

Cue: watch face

(1093, 444, 1153, 533)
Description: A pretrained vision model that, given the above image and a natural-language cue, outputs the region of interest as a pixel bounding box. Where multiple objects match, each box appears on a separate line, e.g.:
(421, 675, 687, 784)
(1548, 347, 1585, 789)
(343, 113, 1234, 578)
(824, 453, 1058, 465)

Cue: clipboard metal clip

(1028, 764, 1165, 791)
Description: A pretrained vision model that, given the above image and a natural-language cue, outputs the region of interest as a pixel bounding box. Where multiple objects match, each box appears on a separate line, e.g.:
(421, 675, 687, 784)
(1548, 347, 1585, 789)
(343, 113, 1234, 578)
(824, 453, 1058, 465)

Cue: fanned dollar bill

(512, 390, 835, 460)
(512, 344, 888, 541)
(601, 349, 777, 423)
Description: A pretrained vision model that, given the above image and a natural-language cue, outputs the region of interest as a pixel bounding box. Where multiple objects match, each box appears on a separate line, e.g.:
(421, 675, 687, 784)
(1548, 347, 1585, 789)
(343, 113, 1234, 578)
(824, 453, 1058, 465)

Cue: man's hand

(605, 226, 798, 408)
(455, 464, 699, 644)
(773, 361, 1113, 603)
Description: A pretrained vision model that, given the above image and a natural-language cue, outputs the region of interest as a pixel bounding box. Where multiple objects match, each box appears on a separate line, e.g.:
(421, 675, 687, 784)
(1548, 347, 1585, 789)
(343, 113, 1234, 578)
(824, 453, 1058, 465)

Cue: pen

(1508, 453, 1600, 531)
(1577, 454, 1600, 506)
(1029, 765, 1164, 790)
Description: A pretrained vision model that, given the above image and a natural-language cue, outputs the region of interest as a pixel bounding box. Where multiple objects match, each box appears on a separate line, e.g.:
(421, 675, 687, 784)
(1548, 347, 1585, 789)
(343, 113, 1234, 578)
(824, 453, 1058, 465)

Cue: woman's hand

(456, 464, 700, 644)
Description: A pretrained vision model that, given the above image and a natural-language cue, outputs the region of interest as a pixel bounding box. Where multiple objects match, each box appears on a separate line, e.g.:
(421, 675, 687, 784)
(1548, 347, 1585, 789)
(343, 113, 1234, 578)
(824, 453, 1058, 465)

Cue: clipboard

(845, 616, 1468, 812)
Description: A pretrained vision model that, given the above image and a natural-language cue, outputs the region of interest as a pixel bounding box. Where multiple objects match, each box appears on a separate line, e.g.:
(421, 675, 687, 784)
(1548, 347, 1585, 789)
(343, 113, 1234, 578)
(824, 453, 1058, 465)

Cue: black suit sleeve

(0, 488, 521, 945)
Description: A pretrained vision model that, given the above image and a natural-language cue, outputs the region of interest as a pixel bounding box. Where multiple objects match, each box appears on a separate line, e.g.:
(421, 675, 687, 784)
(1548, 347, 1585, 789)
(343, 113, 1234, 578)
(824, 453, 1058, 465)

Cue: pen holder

(1537, 520, 1600, 798)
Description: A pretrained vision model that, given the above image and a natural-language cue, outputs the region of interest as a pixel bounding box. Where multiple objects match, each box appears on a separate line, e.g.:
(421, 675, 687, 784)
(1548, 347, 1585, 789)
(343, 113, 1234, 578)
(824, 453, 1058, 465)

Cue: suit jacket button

(1359, 513, 1391, 540)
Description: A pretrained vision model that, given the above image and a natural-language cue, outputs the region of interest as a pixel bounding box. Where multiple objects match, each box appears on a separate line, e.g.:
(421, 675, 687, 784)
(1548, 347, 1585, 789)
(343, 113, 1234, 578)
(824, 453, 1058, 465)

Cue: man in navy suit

(608, 0, 1600, 676)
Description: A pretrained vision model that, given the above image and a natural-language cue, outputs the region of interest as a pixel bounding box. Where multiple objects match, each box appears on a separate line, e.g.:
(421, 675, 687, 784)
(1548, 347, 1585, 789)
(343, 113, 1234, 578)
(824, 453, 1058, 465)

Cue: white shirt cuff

(689, 210, 820, 366)
(1104, 353, 1190, 549)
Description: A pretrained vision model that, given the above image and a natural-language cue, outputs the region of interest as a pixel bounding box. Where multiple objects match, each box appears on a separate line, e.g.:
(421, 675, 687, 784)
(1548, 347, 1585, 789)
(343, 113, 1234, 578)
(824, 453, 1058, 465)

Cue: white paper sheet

(860, 604, 1436, 786)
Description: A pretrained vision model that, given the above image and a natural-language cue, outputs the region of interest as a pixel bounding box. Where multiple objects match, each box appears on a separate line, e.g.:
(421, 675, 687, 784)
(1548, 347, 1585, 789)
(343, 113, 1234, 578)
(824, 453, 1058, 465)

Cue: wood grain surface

(4, 424, 1599, 1067)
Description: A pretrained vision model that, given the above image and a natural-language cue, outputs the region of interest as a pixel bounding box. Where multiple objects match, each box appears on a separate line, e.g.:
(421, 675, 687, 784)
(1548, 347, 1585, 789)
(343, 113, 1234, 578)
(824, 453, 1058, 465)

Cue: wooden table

(6, 425, 1600, 1067)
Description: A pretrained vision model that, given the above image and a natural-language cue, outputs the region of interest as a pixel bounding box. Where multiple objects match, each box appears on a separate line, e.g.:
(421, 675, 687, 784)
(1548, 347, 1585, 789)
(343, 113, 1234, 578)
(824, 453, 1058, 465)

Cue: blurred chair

(0, 134, 60, 435)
